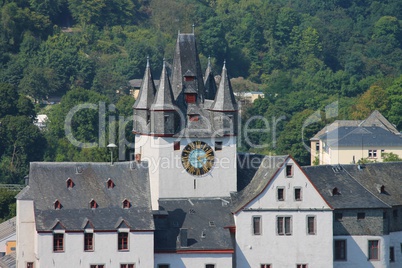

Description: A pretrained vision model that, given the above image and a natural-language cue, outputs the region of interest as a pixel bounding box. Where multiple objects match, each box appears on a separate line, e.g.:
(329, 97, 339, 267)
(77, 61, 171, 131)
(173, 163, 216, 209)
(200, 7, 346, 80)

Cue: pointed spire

(210, 62, 238, 111)
(204, 56, 217, 100)
(151, 59, 175, 111)
(133, 57, 156, 109)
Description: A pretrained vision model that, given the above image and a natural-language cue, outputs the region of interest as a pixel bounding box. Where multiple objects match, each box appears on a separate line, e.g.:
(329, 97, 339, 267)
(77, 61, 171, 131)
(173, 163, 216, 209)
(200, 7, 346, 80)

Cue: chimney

(179, 228, 188, 247)
(24, 175, 29, 185)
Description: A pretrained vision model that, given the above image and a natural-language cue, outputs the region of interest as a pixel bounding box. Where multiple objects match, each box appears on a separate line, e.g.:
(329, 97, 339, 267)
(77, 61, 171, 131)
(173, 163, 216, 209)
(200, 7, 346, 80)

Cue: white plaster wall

(333, 235, 388, 268)
(154, 253, 232, 268)
(136, 135, 237, 209)
(247, 158, 331, 210)
(35, 231, 153, 268)
(390, 231, 402, 268)
(320, 145, 402, 165)
(235, 210, 333, 268)
(16, 200, 36, 268)
(235, 158, 333, 267)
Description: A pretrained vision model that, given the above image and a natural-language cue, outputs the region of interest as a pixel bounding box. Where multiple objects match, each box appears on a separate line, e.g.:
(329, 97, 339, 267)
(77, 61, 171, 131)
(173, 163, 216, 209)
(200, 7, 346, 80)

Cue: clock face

(181, 141, 214, 176)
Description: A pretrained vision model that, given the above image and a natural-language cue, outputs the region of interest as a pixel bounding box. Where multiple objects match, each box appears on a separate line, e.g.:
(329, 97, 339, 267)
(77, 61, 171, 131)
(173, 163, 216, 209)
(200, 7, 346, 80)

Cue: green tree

(382, 152, 402, 162)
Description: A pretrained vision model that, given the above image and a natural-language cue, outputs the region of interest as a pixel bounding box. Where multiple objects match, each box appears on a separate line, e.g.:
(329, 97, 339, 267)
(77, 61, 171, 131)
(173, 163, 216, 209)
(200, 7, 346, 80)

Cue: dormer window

(54, 200, 62, 210)
(184, 76, 195, 81)
(90, 199, 98, 209)
(189, 115, 199, 122)
(185, 93, 197, 103)
(332, 187, 340, 196)
(107, 178, 115, 189)
(66, 178, 74, 189)
(123, 199, 131, 209)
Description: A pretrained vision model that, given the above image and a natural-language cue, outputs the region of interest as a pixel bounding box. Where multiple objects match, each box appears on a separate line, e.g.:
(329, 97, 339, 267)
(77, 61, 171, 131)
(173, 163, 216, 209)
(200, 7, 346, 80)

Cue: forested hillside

(1, 0, 402, 188)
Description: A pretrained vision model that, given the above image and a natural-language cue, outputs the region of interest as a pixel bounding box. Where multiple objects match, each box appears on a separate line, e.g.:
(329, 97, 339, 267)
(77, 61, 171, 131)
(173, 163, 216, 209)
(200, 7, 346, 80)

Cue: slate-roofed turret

(150, 60, 177, 135)
(209, 62, 238, 136)
(210, 62, 238, 112)
(204, 57, 217, 100)
(133, 57, 156, 134)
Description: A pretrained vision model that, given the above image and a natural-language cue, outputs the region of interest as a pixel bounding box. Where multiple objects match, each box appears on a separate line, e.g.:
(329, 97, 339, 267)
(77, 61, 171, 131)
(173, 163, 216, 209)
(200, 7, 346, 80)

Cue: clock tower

(133, 33, 238, 209)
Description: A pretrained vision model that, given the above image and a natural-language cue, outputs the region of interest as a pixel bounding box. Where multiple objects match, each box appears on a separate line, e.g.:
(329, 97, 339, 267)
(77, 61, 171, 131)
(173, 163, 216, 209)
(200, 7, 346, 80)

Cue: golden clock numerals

(181, 141, 215, 176)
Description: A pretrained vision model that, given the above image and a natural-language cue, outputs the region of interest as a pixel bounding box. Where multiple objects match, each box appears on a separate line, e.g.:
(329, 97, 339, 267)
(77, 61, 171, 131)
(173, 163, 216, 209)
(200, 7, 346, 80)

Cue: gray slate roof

(151, 60, 175, 111)
(0, 218, 15, 242)
(303, 165, 389, 209)
(0, 252, 15, 268)
(210, 64, 238, 111)
(155, 198, 234, 252)
(133, 59, 156, 110)
(18, 162, 154, 232)
(232, 155, 288, 213)
(203, 58, 217, 100)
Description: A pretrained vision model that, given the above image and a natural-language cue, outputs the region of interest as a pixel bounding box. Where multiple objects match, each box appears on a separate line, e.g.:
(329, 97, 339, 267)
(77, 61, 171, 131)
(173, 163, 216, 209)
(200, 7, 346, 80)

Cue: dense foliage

(0, 0, 402, 188)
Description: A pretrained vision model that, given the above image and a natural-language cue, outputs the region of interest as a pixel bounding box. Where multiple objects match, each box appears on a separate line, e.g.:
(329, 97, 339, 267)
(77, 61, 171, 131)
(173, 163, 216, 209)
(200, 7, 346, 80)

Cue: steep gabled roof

(360, 110, 400, 134)
(155, 198, 234, 252)
(210, 63, 238, 111)
(231, 155, 288, 213)
(133, 58, 156, 110)
(19, 162, 154, 232)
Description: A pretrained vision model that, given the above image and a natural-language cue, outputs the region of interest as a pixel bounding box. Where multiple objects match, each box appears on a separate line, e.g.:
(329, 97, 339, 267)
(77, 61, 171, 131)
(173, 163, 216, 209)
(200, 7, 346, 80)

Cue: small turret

(150, 59, 177, 136)
(133, 57, 157, 134)
(210, 61, 238, 136)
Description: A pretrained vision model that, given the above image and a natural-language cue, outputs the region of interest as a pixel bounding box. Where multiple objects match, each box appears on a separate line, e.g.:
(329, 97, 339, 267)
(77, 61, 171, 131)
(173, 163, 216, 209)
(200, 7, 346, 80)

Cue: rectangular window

(27, 263, 34, 268)
(334, 240, 347, 261)
(174, 141, 180, 151)
(390, 247, 395, 262)
(215, 141, 222, 151)
(294, 188, 302, 201)
(189, 115, 199, 122)
(335, 213, 343, 221)
(121, 265, 135, 268)
(357, 212, 365, 220)
(315, 142, 320, 151)
(286, 164, 293, 177)
(118, 232, 129, 251)
(53, 233, 64, 252)
(277, 216, 292, 235)
(90, 265, 104, 268)
(368, 240, 379, 260)
(185, 94, 196, 103)
(158, 265, 170, 268)
(253, 216, 261, 235)
(261, 265, 271, 268)
(277, 188, 284, 201)
(307, 216, 316, 235)
(368, 149, 377, 158)
(205, 265, 215, 268)
(84, 233, 94, 251)
(296, 264, 307, 268)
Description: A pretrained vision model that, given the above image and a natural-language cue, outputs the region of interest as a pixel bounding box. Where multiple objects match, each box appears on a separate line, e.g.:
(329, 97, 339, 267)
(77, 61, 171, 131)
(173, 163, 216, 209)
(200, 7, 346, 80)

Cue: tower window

(277, 188, 284, 201)
(189, 115, 199, 122)
(185, 94, 196, 103)
(53, 233, 64, 252)
(215, 141, 222, 151)
(253, 216, 261, 235)
(118, 232, 129, 251)
(174, 141, 180, 151)
(164, 115, 169, 123)
(84, 233, 94, 251)
(286, 164, 293, 177)
(184, 76, 195, 81)
(294, 188, 302, 201)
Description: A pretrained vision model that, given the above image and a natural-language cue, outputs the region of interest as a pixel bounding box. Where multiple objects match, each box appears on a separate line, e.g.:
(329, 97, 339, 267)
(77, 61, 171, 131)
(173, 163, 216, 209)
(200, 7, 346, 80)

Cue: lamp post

(107, 143, 117, 165)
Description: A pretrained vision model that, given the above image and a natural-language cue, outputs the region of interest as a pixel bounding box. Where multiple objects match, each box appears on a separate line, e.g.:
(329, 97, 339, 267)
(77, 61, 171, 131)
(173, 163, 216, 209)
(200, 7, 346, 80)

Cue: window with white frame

(121, 264, 135, 268)
(261, 264, 271, 268)
(296, 264, 307, 268)
(368, 149, 377, 158)
(253, 216, 261, 235)
(307, 216, 316, 235)
(368, 240, 380, 260)
(277, 216, 292, 235)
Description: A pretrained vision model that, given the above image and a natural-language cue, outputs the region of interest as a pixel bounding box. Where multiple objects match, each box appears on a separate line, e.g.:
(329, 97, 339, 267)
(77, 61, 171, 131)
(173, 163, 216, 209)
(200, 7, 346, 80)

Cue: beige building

(311, 111, 402, 165)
